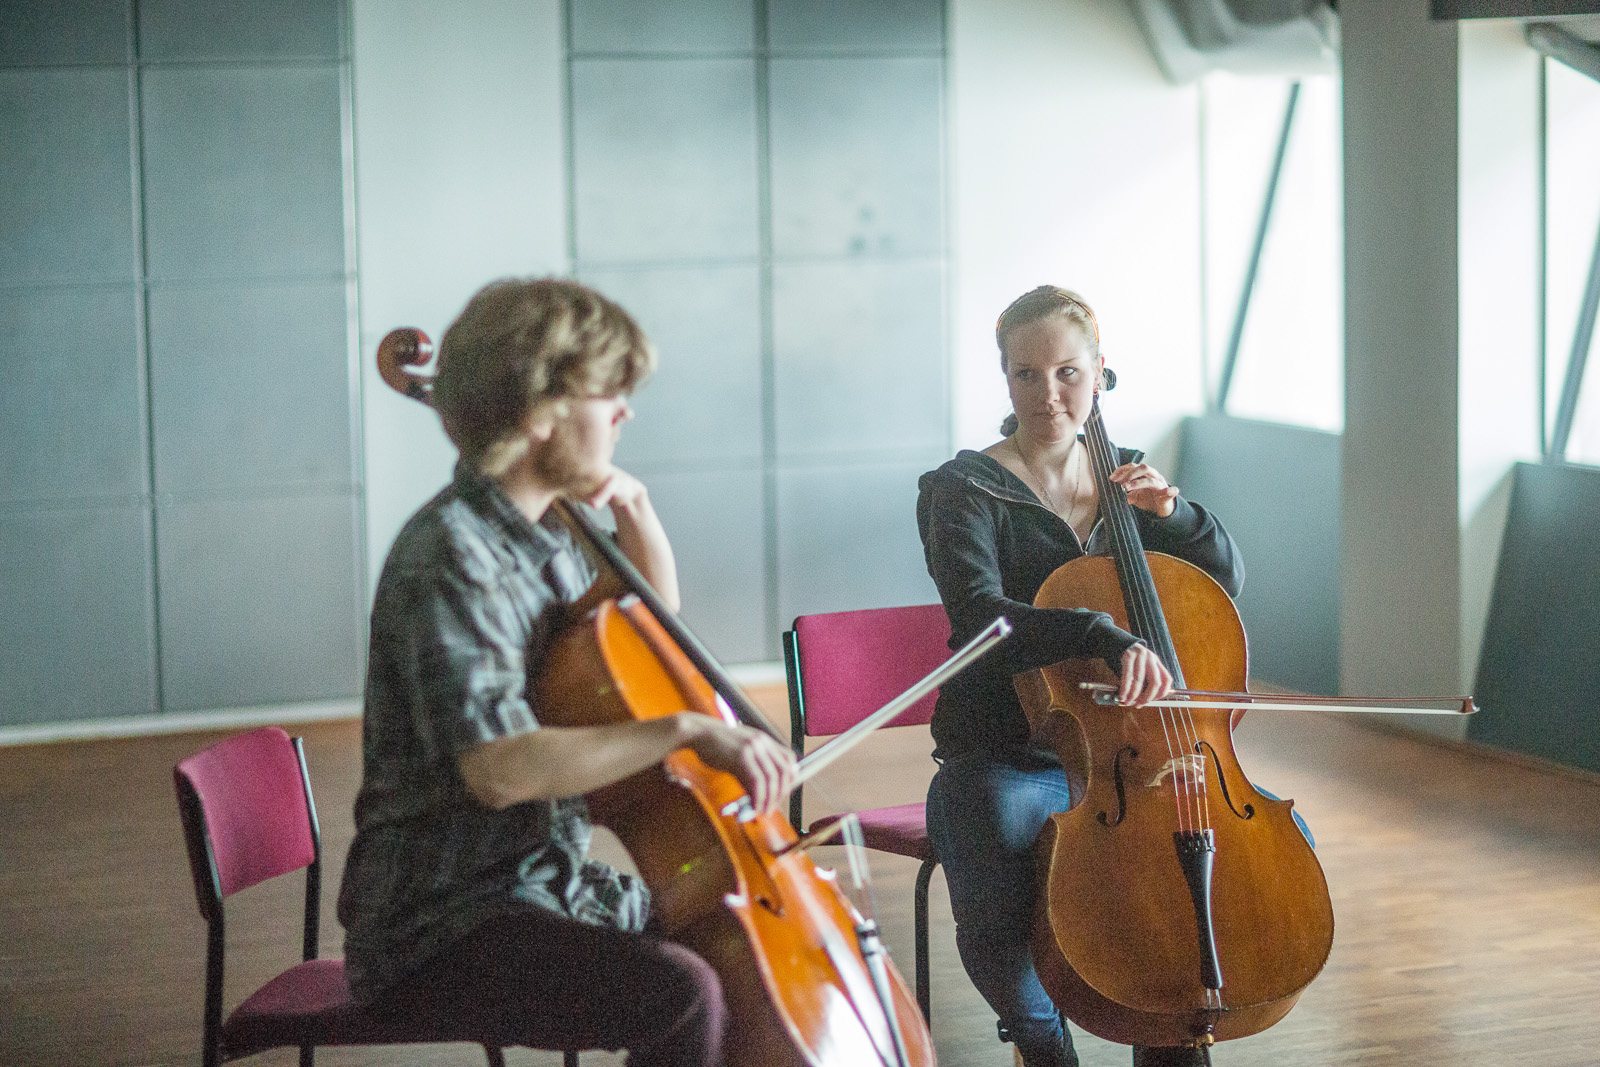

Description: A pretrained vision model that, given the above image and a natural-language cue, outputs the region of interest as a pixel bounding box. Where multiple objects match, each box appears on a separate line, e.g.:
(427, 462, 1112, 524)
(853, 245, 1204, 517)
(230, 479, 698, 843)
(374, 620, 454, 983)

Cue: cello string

(1095, 409, 1164, 663)
(1092, 406, 1168, 673)
(1155, 707, 1190, 835)
(1087, 402, 1195, 832)
(1094, 406, 1205, 834)
(1090, 405, 1197, 833)
(1092, 406, 1196, 831)
(1175, 699, 1211, 833)
(1111, 432, 1208, 839)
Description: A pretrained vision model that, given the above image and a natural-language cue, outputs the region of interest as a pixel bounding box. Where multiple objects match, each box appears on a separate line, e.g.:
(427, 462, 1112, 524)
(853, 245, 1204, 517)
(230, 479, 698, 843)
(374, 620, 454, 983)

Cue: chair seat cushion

(808, 803, 933, 863)
(221, 957, 493, 1059)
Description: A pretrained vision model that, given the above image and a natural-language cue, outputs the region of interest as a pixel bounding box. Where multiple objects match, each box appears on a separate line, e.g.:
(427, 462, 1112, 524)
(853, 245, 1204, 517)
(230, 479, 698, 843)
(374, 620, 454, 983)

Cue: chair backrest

(786, 603, 953, 738)
(174, 726, 318, 918)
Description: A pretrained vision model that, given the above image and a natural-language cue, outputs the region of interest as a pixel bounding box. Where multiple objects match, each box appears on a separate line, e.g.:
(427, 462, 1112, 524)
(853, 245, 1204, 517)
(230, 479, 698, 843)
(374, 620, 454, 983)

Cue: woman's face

(1002, 317, 1102, 444)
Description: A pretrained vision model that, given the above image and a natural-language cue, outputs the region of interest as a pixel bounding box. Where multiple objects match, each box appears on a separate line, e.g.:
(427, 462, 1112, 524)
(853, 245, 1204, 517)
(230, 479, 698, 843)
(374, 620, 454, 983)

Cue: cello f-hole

(1195, 740, 1254, 821)
(1097, 745, 1138, 827)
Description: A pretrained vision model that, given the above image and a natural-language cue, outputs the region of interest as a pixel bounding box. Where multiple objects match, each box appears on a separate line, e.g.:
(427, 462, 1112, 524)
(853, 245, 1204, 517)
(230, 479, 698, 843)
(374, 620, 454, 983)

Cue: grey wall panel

(137, 0, 341, 62)
(0, 0, 130, 66)
(0, 69, 134, 284)
(582, 264, 763, 470)
(0, 505, 155, 724)
(0, 286, 144, 503)
(1468, 462, 1600, 775)
(156, 493, 362, 711)
(776, 459, 940, 626)
(771, 259, 944, 460)
(644, 467, 769, 663)
(1173, 415, 1341, 694)
(147, 281, 352, 498)
(571, 0, 754, 54)
(571, 58, 759, 264)
(140, 65, 344, 281)
(767, 0, 944, 54)
(768, 57, 942, 259)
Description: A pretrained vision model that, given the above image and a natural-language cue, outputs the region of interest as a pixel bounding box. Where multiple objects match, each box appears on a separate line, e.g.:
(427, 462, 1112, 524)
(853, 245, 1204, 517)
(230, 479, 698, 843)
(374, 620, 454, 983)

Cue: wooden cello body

(1019, 402, 1335, 1052)
(539, 595, 935, 1067)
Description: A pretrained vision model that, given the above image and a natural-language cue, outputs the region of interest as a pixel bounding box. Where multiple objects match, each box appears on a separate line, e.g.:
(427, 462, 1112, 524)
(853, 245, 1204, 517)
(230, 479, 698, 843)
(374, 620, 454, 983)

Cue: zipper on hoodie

(965, 476, 1096, 556)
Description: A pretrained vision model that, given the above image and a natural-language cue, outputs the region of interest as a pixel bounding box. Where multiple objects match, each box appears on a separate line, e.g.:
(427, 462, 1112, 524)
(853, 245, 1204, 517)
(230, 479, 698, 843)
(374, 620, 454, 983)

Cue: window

(1544, 56, 1600, 465)
(1200, 73, 1344, 432)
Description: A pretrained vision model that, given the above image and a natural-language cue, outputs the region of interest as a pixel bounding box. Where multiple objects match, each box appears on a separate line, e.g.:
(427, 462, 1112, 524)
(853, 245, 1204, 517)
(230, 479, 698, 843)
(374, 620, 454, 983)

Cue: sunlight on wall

(1546, 59, 1600, 466)
(1201, 72, 1344, 432)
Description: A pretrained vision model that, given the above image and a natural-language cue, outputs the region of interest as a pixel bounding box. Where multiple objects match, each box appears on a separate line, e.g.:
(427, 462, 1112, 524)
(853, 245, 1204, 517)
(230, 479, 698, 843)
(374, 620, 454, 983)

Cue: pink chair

(782, 603, 953, 1026)
(173, 726, 577, 1067)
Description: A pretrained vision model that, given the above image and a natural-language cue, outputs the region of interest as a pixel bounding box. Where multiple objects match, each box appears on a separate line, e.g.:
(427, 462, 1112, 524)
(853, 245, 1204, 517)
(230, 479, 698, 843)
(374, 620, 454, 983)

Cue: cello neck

(1082, 399, 1186, 686)
(555, 500, 783, 742)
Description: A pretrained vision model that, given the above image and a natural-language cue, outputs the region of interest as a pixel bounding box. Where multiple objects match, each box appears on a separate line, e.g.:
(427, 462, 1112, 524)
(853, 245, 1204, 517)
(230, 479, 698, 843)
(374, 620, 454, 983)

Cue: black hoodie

(916, 447, 1244, 765)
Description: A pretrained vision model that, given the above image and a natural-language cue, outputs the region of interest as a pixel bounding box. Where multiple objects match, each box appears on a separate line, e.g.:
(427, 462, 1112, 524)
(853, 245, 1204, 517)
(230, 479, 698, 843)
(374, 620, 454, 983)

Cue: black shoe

(1007, 1024, 1080, 1067)
(1132, 1045, 1209, 1067)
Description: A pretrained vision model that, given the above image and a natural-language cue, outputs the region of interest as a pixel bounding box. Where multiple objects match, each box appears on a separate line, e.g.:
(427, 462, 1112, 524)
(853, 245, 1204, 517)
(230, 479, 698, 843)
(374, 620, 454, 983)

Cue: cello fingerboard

(1083, 400, 1187, 687)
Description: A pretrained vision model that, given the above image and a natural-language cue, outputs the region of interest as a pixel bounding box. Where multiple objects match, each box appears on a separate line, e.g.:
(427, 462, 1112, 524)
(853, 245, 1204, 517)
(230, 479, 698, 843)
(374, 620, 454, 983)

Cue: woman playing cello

(916, 286, 1244, 1067)
(338, 278, 797, 1067)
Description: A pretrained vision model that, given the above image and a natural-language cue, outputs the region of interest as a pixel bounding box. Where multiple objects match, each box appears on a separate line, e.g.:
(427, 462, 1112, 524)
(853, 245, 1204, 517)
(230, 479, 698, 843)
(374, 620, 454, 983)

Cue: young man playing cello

(337, 278, 796, 1067)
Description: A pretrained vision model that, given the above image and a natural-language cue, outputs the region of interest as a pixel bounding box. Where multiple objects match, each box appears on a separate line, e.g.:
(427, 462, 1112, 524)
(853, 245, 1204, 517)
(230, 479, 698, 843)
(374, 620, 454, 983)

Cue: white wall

(351, 0, 569, 592)
(349, 0, 1214, 608)
(344, 3, 1541, 713)
(948, 0, 1206, 469)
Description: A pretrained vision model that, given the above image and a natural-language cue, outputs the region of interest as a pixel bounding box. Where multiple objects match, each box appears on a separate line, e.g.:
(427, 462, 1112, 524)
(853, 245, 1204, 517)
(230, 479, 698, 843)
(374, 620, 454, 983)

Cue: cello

(1017, 382, 1318, 1049)
(1017, 386, 1467, 1058)
(376, 325, 999, 1067)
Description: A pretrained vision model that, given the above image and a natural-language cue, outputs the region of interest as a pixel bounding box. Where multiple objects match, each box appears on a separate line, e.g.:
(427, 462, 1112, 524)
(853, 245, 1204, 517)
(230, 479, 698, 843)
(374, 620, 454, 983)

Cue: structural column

(1340, 0, 1463, 735)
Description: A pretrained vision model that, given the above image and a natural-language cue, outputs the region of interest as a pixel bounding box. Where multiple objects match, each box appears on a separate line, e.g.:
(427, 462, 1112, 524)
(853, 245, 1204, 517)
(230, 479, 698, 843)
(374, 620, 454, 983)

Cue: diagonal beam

(1547, 201, 1600, 462)
(1526, 22, 1600, 84)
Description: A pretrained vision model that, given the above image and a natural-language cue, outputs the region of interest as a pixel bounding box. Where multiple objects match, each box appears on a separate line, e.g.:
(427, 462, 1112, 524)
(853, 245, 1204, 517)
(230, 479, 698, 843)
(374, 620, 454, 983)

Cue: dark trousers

(374, 907, 725, 1067)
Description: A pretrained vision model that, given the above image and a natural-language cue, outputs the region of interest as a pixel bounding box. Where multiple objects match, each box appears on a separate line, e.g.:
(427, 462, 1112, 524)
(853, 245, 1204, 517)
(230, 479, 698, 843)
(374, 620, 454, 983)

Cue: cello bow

(1077, 682, 1476, 716)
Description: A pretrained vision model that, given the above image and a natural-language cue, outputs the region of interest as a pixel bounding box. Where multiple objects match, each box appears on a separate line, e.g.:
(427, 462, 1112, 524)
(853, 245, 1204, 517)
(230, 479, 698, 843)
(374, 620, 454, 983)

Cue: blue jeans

(925, 754, 1077, 1063)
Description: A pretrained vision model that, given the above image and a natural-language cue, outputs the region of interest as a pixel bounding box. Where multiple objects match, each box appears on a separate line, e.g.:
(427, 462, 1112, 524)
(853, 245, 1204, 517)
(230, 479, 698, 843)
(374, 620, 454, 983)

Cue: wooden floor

(3, 690, 1599, 1067)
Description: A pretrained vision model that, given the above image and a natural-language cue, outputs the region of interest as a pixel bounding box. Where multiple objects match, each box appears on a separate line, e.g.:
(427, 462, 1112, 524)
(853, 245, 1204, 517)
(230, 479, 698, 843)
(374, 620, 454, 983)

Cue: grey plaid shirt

(337, 463, 648, 1002)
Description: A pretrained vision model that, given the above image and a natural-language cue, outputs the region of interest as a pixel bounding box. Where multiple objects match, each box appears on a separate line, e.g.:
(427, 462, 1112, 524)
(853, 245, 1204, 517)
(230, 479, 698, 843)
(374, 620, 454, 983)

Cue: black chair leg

(914, 857, 939, 1026)
(481, 1043, 573, 1065)
(299, 1045, 314, 1067)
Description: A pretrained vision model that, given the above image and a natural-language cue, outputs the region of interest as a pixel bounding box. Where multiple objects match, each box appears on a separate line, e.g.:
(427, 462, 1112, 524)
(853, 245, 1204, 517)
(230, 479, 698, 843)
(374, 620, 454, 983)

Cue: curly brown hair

(433, 278, 656, 477)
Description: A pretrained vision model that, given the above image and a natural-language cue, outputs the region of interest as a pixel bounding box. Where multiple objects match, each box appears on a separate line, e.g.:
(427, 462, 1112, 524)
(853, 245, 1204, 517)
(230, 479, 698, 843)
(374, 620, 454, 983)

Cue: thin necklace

(1018, 438, 1087, 531)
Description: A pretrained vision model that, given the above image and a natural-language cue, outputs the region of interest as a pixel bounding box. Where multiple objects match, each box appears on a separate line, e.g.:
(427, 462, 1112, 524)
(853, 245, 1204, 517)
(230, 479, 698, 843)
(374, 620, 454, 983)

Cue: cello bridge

(1148, 753, 1206, 791)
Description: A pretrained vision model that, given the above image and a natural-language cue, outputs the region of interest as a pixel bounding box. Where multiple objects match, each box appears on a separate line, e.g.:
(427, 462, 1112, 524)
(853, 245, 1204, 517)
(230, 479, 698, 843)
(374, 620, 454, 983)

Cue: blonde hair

(995, 286, 1105, 437)
(433, 278, 655, 477)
